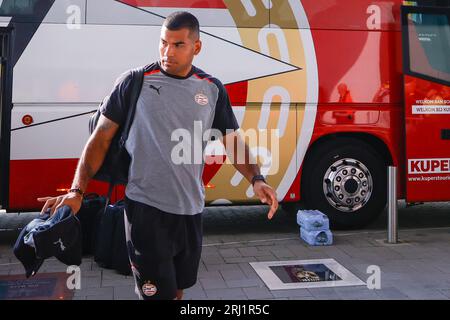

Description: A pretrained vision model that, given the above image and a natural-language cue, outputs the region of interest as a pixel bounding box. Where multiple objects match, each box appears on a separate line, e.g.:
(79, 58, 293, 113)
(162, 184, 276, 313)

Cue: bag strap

(104, 66, 145, 208)
(119, 67, 145, 148)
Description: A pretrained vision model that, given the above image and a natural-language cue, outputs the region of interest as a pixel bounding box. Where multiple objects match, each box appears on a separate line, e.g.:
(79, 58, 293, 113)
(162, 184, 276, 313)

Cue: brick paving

(1, 202, 450, 300)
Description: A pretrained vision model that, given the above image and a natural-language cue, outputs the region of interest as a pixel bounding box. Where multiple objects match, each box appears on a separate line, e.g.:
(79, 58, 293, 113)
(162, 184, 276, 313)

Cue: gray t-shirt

(100, 62, 239, 215)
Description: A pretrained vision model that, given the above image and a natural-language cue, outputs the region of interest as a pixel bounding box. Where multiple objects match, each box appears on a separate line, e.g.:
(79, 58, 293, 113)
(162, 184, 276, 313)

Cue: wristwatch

(251, 175, 266, 186)
(68, 188, 84, 197)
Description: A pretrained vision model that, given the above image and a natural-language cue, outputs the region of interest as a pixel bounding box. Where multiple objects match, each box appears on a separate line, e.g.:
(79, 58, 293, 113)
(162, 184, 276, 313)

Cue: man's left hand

(253, 181, 279, 220)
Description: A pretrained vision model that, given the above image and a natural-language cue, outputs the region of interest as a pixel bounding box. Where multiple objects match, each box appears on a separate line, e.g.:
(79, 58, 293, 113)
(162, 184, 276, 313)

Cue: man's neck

(159, 61, 193, 78)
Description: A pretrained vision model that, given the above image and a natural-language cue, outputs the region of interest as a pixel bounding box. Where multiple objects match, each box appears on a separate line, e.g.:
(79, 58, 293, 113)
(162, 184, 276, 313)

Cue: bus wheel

(301, 138, 387, 230)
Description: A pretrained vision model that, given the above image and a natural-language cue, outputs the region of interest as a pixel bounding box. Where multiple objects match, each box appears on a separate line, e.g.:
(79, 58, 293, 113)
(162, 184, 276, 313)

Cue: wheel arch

(304, 132, 393, 169)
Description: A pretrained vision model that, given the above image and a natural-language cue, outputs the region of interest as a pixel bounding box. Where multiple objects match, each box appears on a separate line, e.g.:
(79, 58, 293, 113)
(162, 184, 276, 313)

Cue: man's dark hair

(163, 11, 200, 39)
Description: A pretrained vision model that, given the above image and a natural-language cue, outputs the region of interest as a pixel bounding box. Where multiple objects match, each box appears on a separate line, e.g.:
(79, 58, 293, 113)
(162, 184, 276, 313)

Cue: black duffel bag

(76, 193, 107, 255)
(94, 200, 131, 275)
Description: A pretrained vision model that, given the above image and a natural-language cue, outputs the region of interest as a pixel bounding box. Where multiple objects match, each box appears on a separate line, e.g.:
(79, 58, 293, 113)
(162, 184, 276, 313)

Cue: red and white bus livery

(0, 0, 449, 228)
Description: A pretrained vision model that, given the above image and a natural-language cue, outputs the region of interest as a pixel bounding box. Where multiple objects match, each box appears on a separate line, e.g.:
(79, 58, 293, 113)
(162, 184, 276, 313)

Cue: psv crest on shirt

(195, 93, 209, 105)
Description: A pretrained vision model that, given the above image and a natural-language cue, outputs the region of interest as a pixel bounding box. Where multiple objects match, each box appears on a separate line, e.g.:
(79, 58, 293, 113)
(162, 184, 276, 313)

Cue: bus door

(402, 4, 450, 202)
(0, 28, 12, 210)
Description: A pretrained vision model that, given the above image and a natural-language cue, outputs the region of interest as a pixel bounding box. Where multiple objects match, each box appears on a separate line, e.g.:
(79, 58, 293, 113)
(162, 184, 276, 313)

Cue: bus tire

(301, 138, 387, 230)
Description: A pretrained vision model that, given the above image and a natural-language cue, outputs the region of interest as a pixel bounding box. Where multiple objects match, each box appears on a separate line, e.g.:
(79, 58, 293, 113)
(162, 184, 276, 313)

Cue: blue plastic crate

(300, 228, 333, 246)
(296, 210, 330, 231)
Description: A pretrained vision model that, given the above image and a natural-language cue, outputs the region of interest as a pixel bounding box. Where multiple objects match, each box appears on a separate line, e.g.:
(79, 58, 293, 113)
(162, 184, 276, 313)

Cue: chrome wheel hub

(323, 158, 373, 212)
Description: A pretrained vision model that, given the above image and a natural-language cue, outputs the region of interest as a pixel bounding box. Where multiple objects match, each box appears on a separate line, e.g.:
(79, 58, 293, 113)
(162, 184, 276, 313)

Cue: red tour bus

(0, 0, 449, 229)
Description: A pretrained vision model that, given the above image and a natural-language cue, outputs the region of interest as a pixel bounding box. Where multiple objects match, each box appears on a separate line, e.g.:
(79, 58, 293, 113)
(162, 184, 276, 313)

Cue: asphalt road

(202, 201, 450, 236)
(1, 201, 449, 242)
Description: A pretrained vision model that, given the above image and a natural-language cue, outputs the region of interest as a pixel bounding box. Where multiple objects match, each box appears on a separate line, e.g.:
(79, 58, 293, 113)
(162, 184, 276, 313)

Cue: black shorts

(124, 197, 203, 300)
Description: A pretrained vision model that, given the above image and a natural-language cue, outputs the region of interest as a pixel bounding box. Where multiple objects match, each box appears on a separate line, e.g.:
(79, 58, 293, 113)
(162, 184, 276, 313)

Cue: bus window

(0, 0, 37, 16)
(407, 12, 450, 83)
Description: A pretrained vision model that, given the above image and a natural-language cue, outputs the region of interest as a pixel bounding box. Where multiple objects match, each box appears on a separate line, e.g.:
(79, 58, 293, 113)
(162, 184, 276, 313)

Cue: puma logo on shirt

(149, 85, 162, 95)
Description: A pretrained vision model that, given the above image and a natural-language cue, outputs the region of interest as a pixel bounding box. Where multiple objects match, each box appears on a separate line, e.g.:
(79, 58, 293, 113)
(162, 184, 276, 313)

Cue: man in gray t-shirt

(39, 11, 278, 300)
(100, 61, 239, 216)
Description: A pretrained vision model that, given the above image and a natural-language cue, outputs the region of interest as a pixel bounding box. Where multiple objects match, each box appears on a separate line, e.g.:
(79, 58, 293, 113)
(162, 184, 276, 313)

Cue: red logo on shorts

(142, 282, 157, 297)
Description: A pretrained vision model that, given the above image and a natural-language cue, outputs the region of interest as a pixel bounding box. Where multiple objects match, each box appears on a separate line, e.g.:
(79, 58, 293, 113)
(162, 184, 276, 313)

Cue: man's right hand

(37, 192, 83, 216)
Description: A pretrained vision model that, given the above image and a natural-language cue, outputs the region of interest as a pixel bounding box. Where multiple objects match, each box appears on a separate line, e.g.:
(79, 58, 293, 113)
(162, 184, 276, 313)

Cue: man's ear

(194, 39, 202, 55)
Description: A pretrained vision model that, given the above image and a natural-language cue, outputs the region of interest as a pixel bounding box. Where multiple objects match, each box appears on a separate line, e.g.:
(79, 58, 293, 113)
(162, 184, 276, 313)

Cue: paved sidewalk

(1, 211, 450, 300)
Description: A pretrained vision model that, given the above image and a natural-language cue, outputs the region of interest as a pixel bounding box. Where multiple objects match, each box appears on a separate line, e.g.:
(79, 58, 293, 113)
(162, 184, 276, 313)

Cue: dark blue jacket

(13, 205, 82, 278)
